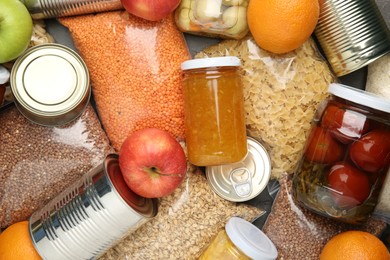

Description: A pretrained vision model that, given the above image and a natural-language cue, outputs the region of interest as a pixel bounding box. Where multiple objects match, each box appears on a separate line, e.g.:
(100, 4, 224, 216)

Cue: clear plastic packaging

(292, 83, 390, 224)
(60, 11, 190, 151)
(175, 0, 249, 39)
(100, 162, 264, 260)
(0, 104, 113, 229)
(195, 37, 336, 179)
(262, 173, 387, 259)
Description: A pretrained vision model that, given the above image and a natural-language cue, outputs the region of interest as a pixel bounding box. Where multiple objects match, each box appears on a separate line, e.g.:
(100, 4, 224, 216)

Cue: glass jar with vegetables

(174, 0, 249, 39)
(292, 83, 390, 224)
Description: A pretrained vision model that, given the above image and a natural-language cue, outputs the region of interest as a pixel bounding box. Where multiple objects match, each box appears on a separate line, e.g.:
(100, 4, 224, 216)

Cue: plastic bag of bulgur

(59, 11, 191, 151)
(196, 37, 337, 179)
(0, 104, 114, 229)
(262, 173, 387, 259)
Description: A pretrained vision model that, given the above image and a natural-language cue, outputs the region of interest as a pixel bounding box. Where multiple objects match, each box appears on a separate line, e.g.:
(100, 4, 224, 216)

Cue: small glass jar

(199, 217, 278, 260)
(181, 56, 247, 166)
(174, 0, 249, 39)
(292, 83, 390, 224)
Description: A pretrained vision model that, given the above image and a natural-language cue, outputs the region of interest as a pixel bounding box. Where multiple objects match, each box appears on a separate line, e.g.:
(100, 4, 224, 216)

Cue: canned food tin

(315, 0, 390, 76)
(10, 43, 91, 126)
(206, 137, 271, 202)
(20, 0, 123, 19)
(29, 153, 158, 260)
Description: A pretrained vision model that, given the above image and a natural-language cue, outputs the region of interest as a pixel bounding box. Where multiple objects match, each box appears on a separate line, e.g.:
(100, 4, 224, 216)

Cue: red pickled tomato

(305, 126, 344, 164)
(321, 104, 370, 144)
(349, 130, 390, 173)
(327, 162, 370, 209)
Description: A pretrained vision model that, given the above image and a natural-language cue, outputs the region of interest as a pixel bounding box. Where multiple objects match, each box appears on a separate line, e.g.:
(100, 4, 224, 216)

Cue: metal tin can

(20, 0, 123, 19)
(10, 43, 91, 126)
(29, 153, 158, 260)
(314, 0, 390, 76)
(206, 137, 271, 202)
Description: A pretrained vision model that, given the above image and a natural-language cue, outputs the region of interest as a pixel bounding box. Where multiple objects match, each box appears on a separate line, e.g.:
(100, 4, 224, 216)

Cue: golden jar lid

(10, 43, 91, 126)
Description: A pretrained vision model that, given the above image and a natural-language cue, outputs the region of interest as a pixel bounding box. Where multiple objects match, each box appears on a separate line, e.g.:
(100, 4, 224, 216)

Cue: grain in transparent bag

(196, 36, 337, 179)
(0, 104, 113, 229)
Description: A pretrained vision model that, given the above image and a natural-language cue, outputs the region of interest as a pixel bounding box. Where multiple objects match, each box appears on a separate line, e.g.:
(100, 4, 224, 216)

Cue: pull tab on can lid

(206, 137, 271, 202)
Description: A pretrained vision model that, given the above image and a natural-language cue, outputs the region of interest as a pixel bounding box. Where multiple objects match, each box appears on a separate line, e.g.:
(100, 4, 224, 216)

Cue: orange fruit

(247, 0, 320, 54)
(0, 221, 42, 260)
(320, 230, 390, 260)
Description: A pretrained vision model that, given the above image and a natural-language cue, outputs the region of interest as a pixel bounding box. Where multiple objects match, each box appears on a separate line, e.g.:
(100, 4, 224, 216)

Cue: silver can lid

(10, 43, 91, 126)
(206, 137, 271, 202)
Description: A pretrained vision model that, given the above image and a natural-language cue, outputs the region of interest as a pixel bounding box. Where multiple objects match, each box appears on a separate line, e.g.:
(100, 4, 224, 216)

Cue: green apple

(0, 0, 33, 63)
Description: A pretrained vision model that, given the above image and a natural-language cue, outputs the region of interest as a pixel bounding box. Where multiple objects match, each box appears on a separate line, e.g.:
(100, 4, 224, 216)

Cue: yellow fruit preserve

(199, 217, 278, 260)
(181, 56, 247, 166)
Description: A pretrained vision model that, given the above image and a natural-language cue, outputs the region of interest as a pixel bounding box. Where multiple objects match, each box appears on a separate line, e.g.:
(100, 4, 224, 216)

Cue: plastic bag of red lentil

(262, 173, 387, 259)
(59, 11, 191, 151)
(0, 104, 114, 229)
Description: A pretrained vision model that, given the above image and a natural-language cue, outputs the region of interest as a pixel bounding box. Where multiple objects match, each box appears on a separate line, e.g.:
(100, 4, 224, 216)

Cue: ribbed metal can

(29, 153, 158, 260)
(20, 0, 123, 19)
(315, 0, 390, 76)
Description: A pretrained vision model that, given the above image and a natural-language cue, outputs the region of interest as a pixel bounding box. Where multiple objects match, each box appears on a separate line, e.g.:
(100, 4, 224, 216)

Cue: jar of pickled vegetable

(181, 56, 247, 166)
(199, 217, 278, 260)
(174, 0, 249, 39)
(292, 83, 390, 224)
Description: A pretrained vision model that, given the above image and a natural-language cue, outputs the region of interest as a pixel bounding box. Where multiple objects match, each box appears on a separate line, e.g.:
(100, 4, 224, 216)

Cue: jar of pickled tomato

(199, 217, 278, 260)
(292, 83, 390, 224)
(181, 56, 247, 166)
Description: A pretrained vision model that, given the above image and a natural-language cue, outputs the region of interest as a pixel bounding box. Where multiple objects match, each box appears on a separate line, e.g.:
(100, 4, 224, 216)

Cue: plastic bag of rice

(196, 37, 336, 179)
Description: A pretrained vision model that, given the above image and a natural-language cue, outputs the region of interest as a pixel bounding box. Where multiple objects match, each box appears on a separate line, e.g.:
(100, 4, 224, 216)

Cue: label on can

(206, 137, 272, 202)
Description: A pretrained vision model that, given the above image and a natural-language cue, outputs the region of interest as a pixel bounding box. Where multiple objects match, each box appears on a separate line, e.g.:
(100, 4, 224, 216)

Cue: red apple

(120, 0, 181, 21)
(119, 128, 187, 198)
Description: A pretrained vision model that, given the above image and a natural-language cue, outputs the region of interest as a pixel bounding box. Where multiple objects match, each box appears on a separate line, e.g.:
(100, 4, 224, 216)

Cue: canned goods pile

(0, 0, 390, 259)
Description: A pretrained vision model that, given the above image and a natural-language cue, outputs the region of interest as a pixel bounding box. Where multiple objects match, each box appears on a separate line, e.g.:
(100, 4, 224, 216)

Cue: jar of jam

(199, 217, 278, 260)
(292, 83, 390, 224)
(181, 56, 247, 166)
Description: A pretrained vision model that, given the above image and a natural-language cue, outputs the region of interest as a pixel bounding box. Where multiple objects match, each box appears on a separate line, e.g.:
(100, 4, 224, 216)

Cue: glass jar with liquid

(181, 56, 247, 166)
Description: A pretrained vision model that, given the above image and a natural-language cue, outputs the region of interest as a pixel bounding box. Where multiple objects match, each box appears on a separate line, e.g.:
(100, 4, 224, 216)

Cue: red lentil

(60, 11, 191, 150)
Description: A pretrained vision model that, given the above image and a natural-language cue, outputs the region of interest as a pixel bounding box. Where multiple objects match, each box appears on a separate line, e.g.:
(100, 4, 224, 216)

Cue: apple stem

(145, 167, 183, 178)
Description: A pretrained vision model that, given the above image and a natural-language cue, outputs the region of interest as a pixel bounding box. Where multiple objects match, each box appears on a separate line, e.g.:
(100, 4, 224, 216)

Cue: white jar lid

(181, 56, 240, 70)
(328, 83, 390, 113)
(225, 217, 278, 260)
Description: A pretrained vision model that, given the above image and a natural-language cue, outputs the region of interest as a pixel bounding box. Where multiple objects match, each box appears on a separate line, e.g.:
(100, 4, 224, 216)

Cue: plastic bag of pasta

(196, 36, 337, 179)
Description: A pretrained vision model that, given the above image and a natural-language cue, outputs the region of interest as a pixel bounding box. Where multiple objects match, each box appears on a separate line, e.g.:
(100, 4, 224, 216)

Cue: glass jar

(292, 83, 390, 224)
(199, 217, 278, 260)
(174, 0, 249, 39)
(181, 56, 247, 166)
